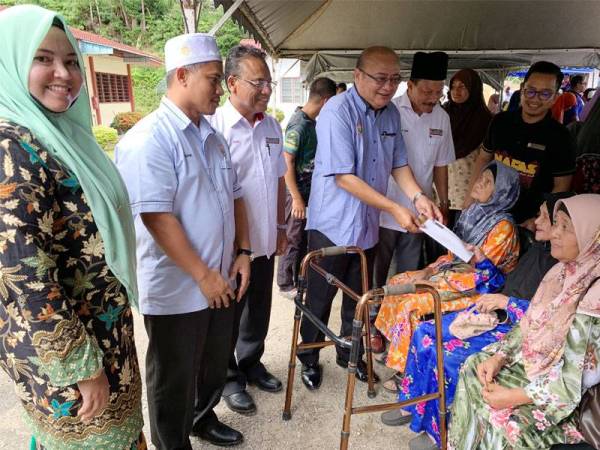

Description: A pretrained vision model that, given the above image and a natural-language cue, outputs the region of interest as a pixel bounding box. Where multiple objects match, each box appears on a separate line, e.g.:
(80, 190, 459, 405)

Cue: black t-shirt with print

(483, 109, 575, 223)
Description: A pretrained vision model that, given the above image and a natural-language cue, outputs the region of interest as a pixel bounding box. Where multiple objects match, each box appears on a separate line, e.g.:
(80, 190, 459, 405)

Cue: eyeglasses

(358, 68, 401, 87)
(523, 87, 555, 101)
(235, 76, 277, 90)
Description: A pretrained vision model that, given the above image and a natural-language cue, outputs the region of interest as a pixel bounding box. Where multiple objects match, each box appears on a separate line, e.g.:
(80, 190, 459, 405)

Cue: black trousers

(372, 227, 424, 289)
(224, 255, 275, 395)
(297, 230, 375, 366)
(144, 306, 235, 450)
(277, 193, 308, 291)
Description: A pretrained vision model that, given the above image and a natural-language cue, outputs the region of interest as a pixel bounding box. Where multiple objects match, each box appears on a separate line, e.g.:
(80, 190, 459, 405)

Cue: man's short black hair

(165, 62, 207, 88)
(224, 45, 268, 80)
(523, 61, 564, 92)
(570, 75, 584, 87)
(337, 82, 347, 92)
(309, 78, 336, 101)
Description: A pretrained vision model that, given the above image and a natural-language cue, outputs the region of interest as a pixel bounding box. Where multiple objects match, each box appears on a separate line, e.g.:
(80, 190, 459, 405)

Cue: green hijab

(0, 5, 138, 308)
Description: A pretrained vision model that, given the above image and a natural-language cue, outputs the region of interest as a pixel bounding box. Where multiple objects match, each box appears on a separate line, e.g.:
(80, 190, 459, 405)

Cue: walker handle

(320, 246, 348, 257)
(383, 284, 416, 296)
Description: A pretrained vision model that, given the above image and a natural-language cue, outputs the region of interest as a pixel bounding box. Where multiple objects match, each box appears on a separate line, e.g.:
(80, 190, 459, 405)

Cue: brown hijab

(444, 69, 493, 159)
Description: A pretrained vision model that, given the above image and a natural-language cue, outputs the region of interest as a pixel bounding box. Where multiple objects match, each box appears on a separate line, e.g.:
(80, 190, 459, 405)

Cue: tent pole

(209, 0, 244, 36)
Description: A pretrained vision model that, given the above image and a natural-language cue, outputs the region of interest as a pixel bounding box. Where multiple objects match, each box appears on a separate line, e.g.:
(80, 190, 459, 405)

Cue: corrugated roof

(69, 27, 161, 64)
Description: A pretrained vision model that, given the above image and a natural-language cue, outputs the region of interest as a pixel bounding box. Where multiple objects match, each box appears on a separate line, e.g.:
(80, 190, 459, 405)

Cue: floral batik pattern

(375, 219, 519, 373)
(399, 297, 530, 446)
(0, 121, 143, 449)
(448, 314, 600, 450)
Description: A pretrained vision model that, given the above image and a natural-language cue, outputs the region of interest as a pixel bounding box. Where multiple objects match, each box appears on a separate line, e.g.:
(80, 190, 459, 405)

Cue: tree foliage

(1, 0, 247, 113)
(1, 0, 246, 56)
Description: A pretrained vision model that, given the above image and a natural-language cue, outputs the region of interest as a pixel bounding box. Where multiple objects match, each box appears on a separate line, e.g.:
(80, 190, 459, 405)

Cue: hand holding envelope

(418, 217, 474, 263)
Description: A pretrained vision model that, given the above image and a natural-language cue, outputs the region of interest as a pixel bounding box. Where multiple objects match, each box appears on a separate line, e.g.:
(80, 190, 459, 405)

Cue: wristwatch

(412, 191, 426, 205)
(236, 248, 252, 257)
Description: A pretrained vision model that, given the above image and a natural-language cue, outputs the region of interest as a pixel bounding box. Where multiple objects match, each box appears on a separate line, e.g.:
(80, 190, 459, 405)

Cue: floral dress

(447, 315, 599, 449)
(375, 219, 519, 373)
(0, 121, 144, 449)
(399, 297, 530, 446)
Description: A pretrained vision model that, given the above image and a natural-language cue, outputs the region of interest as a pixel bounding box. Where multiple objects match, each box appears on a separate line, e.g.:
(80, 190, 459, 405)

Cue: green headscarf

(0, 5, 138, 308)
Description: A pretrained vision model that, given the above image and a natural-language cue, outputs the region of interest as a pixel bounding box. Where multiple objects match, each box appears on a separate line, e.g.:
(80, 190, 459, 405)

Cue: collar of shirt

(221, 99, 266, 130)
(513, 108, 554, 128)
(161, 96, 215, 142)
(295, 106, 316, 124)
(349, 86, 389, 116)
(395, 92, 436, 118)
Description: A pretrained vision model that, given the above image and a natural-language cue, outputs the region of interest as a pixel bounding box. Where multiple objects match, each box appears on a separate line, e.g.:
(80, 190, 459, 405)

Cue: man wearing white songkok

(116, 33, 250, 448)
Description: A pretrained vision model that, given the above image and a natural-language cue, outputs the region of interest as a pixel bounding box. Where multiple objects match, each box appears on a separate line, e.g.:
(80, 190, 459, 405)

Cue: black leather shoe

(249, 370, 282, 393)
(301, 363, 322, 390)
(336, 357, 380, 383)
(193, 420, 244, 447)
(222, 390, 256, 415)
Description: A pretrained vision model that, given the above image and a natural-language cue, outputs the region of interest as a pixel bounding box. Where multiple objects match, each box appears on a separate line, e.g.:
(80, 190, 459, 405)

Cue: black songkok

(410, 51, 449, 80)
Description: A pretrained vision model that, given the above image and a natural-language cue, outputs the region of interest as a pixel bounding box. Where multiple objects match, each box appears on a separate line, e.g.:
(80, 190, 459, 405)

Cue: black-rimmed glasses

(358, 68, 401, 87)
(523, 87, 555, 101)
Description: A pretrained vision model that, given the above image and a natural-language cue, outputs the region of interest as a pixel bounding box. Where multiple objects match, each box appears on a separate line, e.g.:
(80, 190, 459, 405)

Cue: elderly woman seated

(382, 192, 574, 449)
(375, 161, 520, 379)
(448, 194, 600, 450)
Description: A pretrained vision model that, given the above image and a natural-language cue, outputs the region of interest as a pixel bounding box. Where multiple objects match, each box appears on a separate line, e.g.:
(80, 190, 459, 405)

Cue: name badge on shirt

(266, 137, 280, 145)
(381, 131, 397, 137)
(527, 142, 546, 151)
(429, 128, 443, 137)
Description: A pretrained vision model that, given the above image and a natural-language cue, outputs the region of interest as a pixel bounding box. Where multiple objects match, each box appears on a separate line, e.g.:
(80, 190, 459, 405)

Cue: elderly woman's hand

(476, 353, 505, 387)
(482, 383, 516, 409)
(482, 384, 532, 409)
(465, 244, 486, 264)
(475, 293, 509, 313)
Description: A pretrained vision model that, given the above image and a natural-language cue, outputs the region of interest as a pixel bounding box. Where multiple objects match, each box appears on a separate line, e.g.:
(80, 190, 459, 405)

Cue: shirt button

(372, 159, 376, 162)
(373, 140, 376, 144)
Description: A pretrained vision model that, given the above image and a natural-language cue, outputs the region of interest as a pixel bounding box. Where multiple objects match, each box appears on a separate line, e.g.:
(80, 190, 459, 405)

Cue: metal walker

(282, 245, 448, 450)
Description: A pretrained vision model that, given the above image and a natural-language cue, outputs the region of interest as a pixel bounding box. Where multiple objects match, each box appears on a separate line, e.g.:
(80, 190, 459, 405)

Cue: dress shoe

(249, 370, 282, 393)
(370, 331, 385, 354)
(222, 390, 256, 415)
(380, 409, 412, 427)
(301, 363, 322, 390)
(335, 357, 380, 383)
(192, 420, 244, 447)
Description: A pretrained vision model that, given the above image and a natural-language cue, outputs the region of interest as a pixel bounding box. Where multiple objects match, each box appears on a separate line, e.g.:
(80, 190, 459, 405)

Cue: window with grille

(95, 72, 130, 103)
(281, 77, 303, 104)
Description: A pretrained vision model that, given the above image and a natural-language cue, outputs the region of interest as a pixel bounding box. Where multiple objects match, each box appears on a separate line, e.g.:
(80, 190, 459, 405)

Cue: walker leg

(340, 318, 362, 450)
(283, 303, 302, 420)
(363, 307, 376, 398)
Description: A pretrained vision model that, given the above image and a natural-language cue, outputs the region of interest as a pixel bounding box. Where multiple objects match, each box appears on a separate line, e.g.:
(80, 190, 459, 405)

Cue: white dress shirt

(115, 97, 241, 315)
(380, 92, 455, 232)
(209, 101, 286, 258)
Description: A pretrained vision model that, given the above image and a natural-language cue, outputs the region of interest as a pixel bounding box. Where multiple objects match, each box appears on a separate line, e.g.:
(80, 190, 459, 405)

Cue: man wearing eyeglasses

(209, 44, 287, 417)
(298, 46, 442, 391)
(465, 61, 575, 228)
(375, 51, 455, 309)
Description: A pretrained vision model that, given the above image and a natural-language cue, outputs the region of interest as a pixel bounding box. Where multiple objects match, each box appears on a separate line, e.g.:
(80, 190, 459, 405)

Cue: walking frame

(282, 245, 448, 450)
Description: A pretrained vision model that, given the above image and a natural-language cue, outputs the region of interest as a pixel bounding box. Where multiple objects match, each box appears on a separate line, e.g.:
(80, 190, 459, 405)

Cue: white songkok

(164, 33, 221, 72)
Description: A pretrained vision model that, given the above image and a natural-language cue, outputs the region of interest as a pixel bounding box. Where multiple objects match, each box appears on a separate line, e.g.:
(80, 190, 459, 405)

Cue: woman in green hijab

(0, 5, 144, 449)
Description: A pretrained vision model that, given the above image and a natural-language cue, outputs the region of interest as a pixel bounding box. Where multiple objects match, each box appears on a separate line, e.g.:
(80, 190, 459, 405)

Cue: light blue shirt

(306, 87, 408, 249)
(115, 97, 242, 315)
